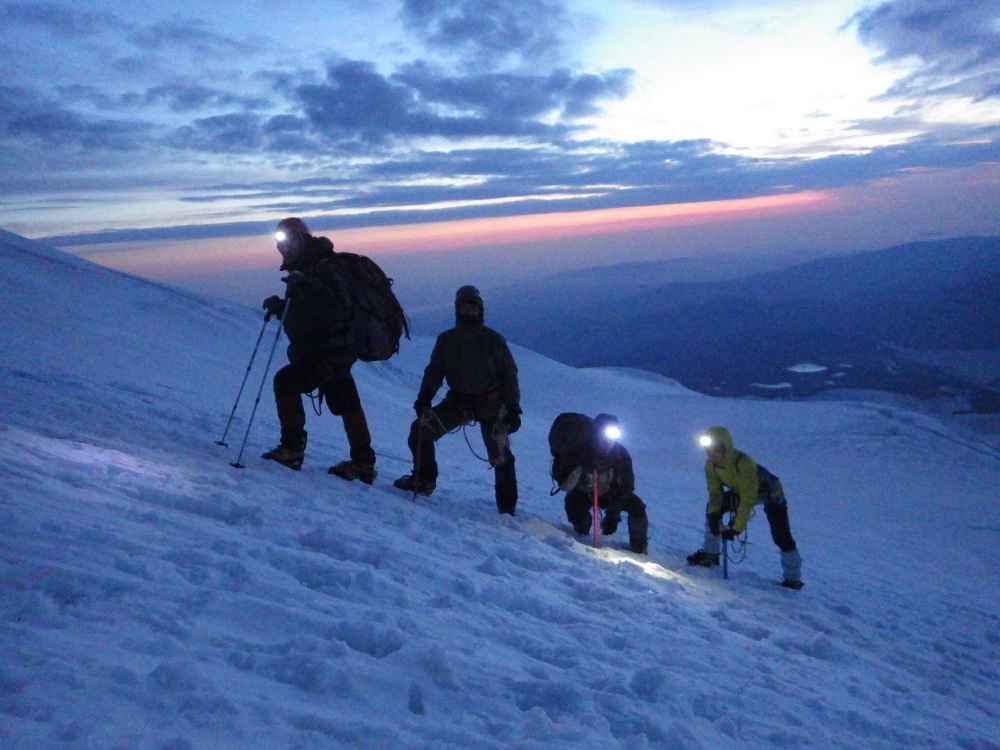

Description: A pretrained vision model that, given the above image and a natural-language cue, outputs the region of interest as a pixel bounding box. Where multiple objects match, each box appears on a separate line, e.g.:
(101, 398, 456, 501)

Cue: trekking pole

(591, 469, 600, 549)
(229, 297, 290, 469)
(722, 538, 729, 580)
(216, 316, 270, 447)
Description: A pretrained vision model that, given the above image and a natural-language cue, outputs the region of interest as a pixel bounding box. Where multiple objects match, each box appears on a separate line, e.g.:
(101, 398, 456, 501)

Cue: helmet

(275, 217, 311, 243)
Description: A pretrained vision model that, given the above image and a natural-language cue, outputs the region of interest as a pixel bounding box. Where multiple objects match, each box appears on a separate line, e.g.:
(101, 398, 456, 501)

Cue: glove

(707, 512, 722, 536)
(262, 295, 285, 321)
(282, 271, 307, 290)
(721, 526, 739, 541)
(504, 407, 521, 434)
(600, 514, 620, 535)
(413, 399, 431, 419)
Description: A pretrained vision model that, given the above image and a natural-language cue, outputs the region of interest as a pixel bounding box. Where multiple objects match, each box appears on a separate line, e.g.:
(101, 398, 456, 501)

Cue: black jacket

(417, 321, 520, 414)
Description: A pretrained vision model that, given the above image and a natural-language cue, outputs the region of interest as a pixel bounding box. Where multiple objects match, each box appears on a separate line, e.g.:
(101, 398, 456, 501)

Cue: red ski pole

(591, 469, 600, 548)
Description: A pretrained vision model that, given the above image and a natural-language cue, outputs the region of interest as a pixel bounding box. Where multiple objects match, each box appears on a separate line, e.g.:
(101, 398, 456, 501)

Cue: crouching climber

(687, 426, 803, 589)
(549, 413, 648, 554)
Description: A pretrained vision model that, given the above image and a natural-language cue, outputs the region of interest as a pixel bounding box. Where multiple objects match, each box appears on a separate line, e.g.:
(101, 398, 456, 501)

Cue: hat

(455, 285, 484, 310)
(275, 217, 311, 239)
(700, 426, 733, 452)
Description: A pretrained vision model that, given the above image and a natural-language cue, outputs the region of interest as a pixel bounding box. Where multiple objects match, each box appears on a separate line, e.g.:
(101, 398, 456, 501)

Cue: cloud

(401, 0, 571, 66)
(623, 0, 755, 12)
(168, 112, 265, 153)
(56, 83, 270, 114)
(0, 1, 125, 38)
(850, 0, 1000, 100)
(39, 129, 999, 247)
(127, 17, 264, 58)
(137, 84, 270, 113)
(0, 85, 152, 151)
(295, 59, 632, 143)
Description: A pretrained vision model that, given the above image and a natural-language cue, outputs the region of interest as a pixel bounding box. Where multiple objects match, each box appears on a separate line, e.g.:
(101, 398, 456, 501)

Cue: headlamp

(603, 425, 622, 442)
(698, 434, 714, 448)
(275, 230, 288, 243)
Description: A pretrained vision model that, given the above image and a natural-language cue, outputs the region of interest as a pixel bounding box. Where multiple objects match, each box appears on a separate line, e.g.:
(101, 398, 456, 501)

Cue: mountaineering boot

(328, 460, 377, 485)
(261, 445, 305, 470)
(781, 579, 805, 590)
(630, 541, 648, 555)
(686, 549, 720, 567)
(393, 474, 436, 496)
(262, 432, 307, 470)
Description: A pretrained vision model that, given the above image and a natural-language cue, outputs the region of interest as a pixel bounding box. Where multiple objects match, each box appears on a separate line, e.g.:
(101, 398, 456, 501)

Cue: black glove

(721, 526, 739, 541)
(707, 512, 722, 536)
(504, 407, 521, 433)
(262, 295, 285, 321)
(414, 399, 431, 419)
(600, 514, 620, 535)
(282, 271, 307, 290)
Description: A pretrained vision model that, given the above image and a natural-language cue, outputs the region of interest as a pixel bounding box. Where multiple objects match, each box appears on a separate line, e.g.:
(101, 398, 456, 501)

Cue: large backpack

(548, 412, 594, 493)
(332, 252, 410, 361)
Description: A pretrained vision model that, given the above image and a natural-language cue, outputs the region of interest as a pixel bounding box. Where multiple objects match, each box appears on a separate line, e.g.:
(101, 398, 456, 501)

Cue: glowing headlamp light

(603, 425, 622, 441)
(275, 230, 288, 242)
(698, 434, 714, 448)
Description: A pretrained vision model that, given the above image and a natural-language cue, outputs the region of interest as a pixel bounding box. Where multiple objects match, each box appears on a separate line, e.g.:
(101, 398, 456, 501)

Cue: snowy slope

(1, 229, 998, 750)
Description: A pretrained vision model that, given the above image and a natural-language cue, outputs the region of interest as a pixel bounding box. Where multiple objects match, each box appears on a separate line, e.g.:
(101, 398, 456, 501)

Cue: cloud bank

(0, 0, 997, 242)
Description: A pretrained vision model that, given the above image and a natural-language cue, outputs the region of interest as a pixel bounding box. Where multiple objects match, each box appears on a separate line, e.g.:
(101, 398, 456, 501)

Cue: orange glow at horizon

(69, 191, 832, 279)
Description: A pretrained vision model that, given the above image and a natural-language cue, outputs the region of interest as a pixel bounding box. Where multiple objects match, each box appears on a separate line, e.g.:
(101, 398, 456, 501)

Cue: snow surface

(2, 228, 999, 749)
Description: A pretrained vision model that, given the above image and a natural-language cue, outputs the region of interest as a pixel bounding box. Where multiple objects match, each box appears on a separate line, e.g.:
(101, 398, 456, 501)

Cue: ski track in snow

(1, 230, 999, 749)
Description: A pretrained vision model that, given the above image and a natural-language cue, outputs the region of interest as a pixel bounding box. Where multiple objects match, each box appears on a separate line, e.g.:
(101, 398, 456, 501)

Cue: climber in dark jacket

(394, 285, 521, 515)
(260, 217, 376, 483)
(560, 414, 648, 554)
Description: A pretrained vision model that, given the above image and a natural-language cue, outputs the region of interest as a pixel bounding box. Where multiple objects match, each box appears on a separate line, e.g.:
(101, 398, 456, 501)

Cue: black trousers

(565, 487, 648, 552)
(273, 358, 373, 463)
(407, 395, 517, 514)
(715, 490, 796, 553)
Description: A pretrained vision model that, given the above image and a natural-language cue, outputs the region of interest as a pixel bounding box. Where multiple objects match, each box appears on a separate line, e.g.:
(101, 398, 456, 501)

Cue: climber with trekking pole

(393, 285, 521, 516)
(548, 413, 648, 554)
(686, 426, 803, 589)
(257, 217, 380, 480)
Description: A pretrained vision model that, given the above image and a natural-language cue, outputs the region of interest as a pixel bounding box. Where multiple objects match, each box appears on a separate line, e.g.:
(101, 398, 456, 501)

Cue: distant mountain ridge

(435, 236, 1000, 408)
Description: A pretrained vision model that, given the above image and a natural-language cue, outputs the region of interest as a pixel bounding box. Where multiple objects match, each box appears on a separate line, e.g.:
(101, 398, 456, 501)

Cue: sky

(1, 0, 1000, 293)
(3, 229, 1000, 749)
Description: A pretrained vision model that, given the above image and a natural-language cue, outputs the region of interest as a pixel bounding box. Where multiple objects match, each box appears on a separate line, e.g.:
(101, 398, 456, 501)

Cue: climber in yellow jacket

(686, 426, 803, 589)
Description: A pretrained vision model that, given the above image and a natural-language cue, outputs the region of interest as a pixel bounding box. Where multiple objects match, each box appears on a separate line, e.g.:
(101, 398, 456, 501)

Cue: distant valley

(409, 236, 1000, 412)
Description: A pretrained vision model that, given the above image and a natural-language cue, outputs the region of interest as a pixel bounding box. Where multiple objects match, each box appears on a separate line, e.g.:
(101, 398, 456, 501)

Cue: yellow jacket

(703, 426, 784, 532)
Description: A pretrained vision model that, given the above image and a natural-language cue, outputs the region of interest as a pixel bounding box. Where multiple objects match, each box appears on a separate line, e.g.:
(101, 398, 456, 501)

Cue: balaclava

(455, 284, 485, 328)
